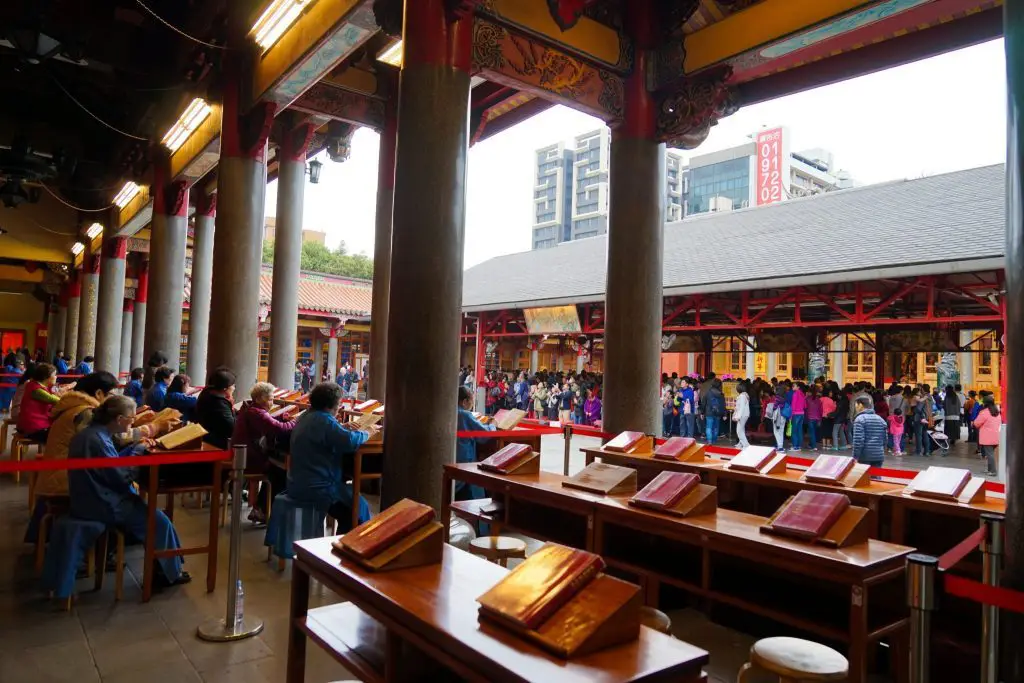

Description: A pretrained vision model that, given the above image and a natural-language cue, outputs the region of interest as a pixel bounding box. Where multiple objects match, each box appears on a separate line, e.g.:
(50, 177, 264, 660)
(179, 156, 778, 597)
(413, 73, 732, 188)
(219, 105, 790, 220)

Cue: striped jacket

(852, 408, 888, 465)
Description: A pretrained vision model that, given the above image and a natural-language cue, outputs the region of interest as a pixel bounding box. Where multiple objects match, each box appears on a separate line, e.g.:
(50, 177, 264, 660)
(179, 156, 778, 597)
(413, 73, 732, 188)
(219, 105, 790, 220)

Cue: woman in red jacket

(232, 381, 297, 522)
(16, 363, 59, 441)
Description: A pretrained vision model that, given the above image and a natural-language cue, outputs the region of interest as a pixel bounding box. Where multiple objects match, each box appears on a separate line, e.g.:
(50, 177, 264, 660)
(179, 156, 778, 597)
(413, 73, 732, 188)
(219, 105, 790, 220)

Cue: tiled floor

(0, 428, 922, 683)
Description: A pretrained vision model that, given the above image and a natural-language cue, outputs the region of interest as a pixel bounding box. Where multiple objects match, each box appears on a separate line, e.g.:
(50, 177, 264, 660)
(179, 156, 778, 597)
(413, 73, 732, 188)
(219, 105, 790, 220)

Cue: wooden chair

(639, 606, 672, 635)
(737, 637, 848, 682)
(34, 495, 71, 575)
(10, 434, 42, 485)
(0, 417, 14, 454)
(468, 536, 527, 567)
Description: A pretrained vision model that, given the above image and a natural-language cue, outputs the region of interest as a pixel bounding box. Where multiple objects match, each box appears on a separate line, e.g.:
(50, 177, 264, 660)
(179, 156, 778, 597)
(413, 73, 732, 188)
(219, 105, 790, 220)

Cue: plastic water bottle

(234, 579, 244, 630)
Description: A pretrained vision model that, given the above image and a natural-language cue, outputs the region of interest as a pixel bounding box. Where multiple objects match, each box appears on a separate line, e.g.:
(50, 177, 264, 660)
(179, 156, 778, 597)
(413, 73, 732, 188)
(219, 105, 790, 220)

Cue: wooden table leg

(207, 462, 222, 594)
(286, 559, 311, 683)
(890, 501, 906, 544)
(143, 464, 159, 602)
(352, 452, 362, 531)
(440, 471, 453, 542)
(848, 582, 868, 683)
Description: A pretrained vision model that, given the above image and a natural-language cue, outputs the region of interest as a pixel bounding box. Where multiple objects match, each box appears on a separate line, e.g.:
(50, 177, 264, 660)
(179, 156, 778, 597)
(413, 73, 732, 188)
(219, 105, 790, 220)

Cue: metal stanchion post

(981, 513, 1004, 683)
(197, 444, 265, 642)
(563, 424, 572, 476)
(906, 553, 939, 683)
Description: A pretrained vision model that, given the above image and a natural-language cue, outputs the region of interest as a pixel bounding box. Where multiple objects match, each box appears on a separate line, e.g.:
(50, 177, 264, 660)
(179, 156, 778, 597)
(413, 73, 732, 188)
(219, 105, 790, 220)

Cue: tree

(262, 239, 373, 279)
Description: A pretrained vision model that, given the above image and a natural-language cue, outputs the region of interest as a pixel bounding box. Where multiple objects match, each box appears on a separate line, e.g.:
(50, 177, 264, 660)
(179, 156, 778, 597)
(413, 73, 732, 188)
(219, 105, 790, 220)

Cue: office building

(687, 126, 858, 216)
(531, 127, 686, 249)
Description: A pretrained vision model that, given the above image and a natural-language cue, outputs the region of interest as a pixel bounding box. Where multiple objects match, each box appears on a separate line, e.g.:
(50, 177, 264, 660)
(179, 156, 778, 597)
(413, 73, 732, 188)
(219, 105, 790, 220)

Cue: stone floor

(0, 427, 923, 683)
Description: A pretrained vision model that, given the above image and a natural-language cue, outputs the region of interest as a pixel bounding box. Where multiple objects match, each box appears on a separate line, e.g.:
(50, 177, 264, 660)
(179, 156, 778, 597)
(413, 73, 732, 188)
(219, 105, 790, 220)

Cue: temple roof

(462, 163, 1006, 312)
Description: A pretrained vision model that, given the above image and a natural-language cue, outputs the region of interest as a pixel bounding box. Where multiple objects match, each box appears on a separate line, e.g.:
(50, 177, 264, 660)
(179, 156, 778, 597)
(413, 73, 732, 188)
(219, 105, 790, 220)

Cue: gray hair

(250, 382, 275, 402)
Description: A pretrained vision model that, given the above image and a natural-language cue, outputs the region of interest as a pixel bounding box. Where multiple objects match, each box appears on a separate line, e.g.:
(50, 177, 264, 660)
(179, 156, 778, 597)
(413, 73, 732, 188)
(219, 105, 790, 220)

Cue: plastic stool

(737, 636, 849, 682)
(264, 493, 329, 571)
(40, 516, 126, 606)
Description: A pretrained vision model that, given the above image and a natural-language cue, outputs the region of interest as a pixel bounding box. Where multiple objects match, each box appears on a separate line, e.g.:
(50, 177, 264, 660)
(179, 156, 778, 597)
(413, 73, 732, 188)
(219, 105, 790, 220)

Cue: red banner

(756, 127, 784, 206)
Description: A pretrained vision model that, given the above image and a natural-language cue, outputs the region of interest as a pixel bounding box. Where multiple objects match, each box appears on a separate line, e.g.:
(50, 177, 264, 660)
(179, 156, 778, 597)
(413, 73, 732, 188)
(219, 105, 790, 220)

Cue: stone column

(268, 118, 314, 389)
(327, 337, 339, 382)
(77, 252, 100, 362)
(120, 299, 134, 375)
(188, 193, 216, 384)
(144, 170, 189, 371)
(44, 302, 57, 358)
(958, 329, 974, 387)
(745, 336, 755, 380)
(1002, 3, 1024, 677)
(576, 352, 585, 373)
(207, 52, 275, 392)
(530, 345, 539, 375)
(602, 0, 663, 435)
(381, 0, 472, 510)
(131, 258, 148, 370)
(94, 231, 127, 374)
(369, 98, 397, 399)
(830, 335, 845, 385)
(64, 270, 81, 364)
(51, 287, 67, 361)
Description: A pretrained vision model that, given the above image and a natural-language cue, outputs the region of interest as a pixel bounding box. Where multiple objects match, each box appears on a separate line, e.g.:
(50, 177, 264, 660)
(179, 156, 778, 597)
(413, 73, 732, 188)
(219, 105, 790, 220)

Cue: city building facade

(531, 127, 685, 248)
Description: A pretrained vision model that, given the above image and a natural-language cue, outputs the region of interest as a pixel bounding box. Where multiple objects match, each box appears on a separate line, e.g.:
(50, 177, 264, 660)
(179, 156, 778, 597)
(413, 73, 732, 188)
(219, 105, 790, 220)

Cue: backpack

(764, 402, 778, 421)
(709, 393, 725, 417)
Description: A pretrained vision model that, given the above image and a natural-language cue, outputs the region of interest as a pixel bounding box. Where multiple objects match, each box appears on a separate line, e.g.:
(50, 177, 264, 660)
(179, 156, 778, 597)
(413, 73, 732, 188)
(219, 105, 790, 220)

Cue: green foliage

(262, 238, 373, 280)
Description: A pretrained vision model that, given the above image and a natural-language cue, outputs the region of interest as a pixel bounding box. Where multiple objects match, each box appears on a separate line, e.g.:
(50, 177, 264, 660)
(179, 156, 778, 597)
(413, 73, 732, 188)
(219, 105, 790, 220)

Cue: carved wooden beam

(655, 66, 737, 149)
(289, 83, 386, 130)
(472, 17, 625, 123)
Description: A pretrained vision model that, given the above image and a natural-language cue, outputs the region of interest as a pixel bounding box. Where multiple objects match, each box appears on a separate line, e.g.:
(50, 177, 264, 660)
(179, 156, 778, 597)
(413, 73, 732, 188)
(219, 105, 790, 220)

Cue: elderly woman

(68, 395, 190, 588)
(288, 382, 377, 532)
(232, 382, 297, 523)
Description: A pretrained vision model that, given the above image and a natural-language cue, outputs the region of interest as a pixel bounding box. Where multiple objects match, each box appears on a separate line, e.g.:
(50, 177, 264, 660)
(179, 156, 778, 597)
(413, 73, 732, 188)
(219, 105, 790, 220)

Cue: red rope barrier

(945, 575, 1024, 615)
(0, 450, 228, 473)
(938, 527, 986, 570)
(457, 427, 564, 439)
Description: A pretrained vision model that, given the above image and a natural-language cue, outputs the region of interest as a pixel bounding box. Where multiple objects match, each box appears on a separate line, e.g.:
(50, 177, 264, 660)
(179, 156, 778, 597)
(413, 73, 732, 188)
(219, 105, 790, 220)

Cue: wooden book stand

(604, 435, 655, 455)
(956, 477, 987, 504)
(332, 521, 443, 572)
(479, 451, 540, 476)
(480, 573, 641, 659)
(801, 463, 872, 489)
(630, 484, 718, 518)
(760, 499, 871, 549)
(562, 463, 638, 496)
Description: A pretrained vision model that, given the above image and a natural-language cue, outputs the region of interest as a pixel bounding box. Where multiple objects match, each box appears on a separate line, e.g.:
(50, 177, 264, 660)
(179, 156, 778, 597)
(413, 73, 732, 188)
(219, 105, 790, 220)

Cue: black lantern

(307, 158, 323, 184)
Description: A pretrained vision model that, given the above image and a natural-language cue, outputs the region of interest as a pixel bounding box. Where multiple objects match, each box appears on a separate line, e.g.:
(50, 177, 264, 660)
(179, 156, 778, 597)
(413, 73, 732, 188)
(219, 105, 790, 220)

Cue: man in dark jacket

(196, 367, 236, 449)
(852, 395, 887, 466)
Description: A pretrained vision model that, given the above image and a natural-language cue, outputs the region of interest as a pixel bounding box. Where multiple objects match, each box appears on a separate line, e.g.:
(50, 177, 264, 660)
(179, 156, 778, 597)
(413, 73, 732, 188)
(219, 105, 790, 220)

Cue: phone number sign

(756, 127, 784, 206)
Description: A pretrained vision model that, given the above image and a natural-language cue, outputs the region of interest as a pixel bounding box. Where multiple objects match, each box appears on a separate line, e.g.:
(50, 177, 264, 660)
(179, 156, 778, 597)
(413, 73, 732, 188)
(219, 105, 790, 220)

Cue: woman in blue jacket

(67, 395, 189, 587)
(164, 374, 198, 423)
(456, 386, 496, 500)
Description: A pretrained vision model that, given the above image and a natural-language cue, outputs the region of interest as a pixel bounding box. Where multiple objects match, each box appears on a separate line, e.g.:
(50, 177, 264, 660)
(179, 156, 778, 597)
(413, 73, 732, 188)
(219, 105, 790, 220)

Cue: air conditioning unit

(708, 196, 734, 213)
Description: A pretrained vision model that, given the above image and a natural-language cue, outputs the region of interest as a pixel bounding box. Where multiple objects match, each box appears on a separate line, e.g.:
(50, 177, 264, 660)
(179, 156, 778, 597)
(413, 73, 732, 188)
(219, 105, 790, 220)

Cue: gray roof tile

(463, 164, 1005, 310)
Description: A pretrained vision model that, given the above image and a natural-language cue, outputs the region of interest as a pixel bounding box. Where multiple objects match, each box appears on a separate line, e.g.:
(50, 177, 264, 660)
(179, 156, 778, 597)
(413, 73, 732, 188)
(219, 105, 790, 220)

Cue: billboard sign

(756, 127, 785, 206)
(523, 305, 582, 334)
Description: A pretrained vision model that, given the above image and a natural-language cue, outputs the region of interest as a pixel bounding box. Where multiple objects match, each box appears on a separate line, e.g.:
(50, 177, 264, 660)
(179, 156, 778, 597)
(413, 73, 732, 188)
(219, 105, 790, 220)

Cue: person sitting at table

(54, 350, 69, 376)
(124, 367, 145, 407)
(196, 367, 236, 450)
(232, 382, 297, 524)
(16, 362, 60, 441)
(1, 356, 24, 414)
(142, 351, 168, 392)
(164, 374, 198, 423)
(288, 382, 376, 533)
(29, 372, 178, 538)
(74, 355, 94, 376)
(68, 395, 190, 588)
(456, 386, 495, 501)
(145, 366, 174, 411)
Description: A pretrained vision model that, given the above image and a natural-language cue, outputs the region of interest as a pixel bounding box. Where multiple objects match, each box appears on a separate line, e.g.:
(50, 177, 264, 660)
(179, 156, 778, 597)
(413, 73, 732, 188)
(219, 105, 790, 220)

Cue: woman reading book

(232, 382, 297, 523)
(456, 386, 495, 500)
(288, 382, 378, 533)
(67, 395, 191, 588)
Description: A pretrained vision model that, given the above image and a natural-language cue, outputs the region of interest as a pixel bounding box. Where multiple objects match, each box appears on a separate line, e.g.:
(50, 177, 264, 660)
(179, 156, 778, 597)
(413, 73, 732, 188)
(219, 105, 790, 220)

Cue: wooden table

(477, 427, 543, 461)
(138, 444, 227, 602)
(442, 463, 913, 683)
(581, 447, 725, 482)
(883, 487, 1006, 551)
(288, 537, 710, 683)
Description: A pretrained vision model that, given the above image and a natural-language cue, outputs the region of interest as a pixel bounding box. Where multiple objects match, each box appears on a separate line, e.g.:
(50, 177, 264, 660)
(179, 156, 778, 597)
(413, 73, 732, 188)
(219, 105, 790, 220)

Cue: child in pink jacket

(888, 409, 905, 457)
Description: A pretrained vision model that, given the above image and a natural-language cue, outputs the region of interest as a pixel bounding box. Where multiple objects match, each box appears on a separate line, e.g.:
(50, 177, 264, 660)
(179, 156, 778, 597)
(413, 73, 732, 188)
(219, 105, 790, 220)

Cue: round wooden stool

(737, 637, 848, 682)
(639, 606, 672, 634)
(468, 536, 527, 567)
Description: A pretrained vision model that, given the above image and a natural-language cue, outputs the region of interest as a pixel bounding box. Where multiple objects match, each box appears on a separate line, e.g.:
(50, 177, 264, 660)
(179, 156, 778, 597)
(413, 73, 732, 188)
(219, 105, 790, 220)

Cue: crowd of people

(5, 348, 379, 592)
(463, 367, 604, 425)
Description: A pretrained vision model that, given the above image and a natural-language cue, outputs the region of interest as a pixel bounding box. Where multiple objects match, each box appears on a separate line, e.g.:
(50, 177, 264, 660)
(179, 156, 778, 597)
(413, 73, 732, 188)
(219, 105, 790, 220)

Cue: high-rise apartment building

(531, 127, 686, 249)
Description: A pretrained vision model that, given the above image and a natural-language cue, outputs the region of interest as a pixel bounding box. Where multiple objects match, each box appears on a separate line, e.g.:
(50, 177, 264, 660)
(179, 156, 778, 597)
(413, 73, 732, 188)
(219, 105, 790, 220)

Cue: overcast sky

(266, 38, 1007, 269)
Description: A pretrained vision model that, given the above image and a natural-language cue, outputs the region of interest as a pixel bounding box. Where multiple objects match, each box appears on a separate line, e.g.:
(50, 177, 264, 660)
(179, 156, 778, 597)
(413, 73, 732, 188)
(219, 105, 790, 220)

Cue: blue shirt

(456, 408, 495, 466)
(55, 358, 69, 375)
(125, 379, 145, 407)
(67, 424, 144, 524)
(145, 382, 168, 410)
(287, 409, 370, 507)
(75, 361, 92, 375)
(164, 391, 198, 423)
